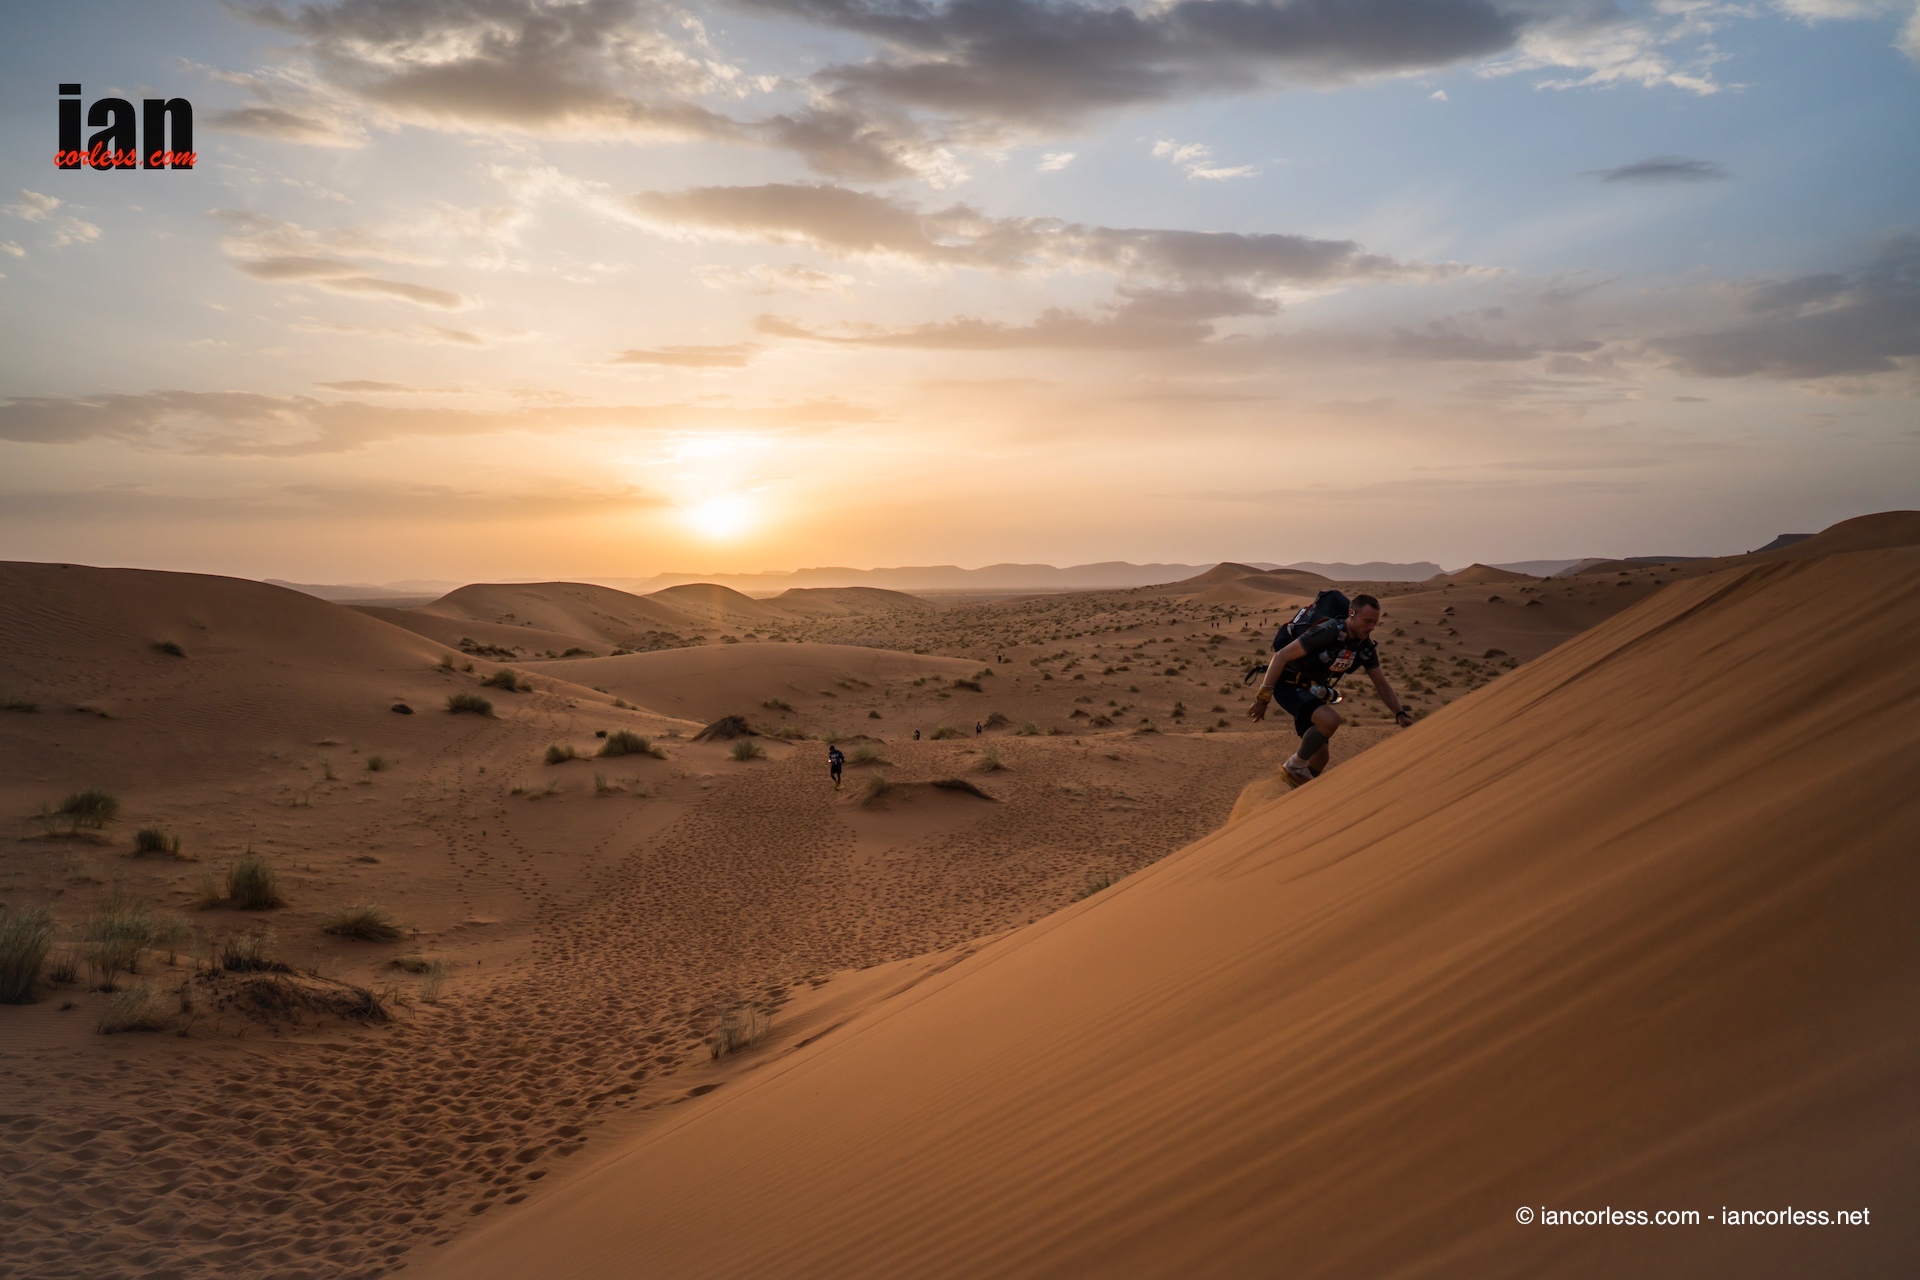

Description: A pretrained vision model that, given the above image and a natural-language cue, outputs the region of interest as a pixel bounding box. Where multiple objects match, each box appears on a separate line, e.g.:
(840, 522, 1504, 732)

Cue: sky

(1, 0, 1916, 582)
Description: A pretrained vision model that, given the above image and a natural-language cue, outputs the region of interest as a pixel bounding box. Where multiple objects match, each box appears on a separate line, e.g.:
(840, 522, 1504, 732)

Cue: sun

(684, 493, 757, 540)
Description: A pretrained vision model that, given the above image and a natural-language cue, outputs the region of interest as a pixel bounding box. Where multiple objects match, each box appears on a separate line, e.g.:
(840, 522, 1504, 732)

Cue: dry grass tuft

(600, 730, 665, 758)
(82, 893, 159, 989)
(544, 743, 577, 765)
(1076, 871, 1122, 900)
(929, 725, 965, 740)
(977, 746, 1006, 773)
(57, 789, 119, 831)
(860, 773, 895, 807)
(153, 640, 186, 658)
(481, 668, 530, 692)
(365, 755, 391, 772)
(849, 745, 889, 766)
(216, 930, 290, 973)
(227, 853, 285, 910)
(97, 984, 172, 1034)
(731, 739, 767, 761)
(0, 907, 55, 1003)
(1015, 722, 1042, 736)
(446, 692, 494, 716)
(322, 903, 404, 941)
(132, 826, 185, 858)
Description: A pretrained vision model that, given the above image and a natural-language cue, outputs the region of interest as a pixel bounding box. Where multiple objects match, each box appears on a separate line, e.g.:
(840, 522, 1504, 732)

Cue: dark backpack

(1272, 590, 1351, 652)
(1244, 589, 1351, 684)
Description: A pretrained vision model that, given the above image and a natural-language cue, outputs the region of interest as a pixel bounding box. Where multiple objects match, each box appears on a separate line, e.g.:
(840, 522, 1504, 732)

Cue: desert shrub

(153, 640, 186, 658)
(227, 854, 285, 910)
(439, 652, 458, 669)
(2, 695, 38, 712)
(1015, 722, 1041, 737)
(951, 678, 982, 692)
(929, 726, 965, 740)
(192, 873, 224, 911)
(98, 984, 172, 1034)
(867, 709, 881, 719)
(322, 904, 403, 941)
(762, 698, 794, 713)
(849, 746, 888, 766)
(133, 827, 182, 857)
(419, 959, 450, 1003)
(481, 669, 528, 692)
(983, 712, 1010, 729)
(365, 755, 390, 772)
(544, 743, 577, 765)
(446, 693, 494, 716)
(600, 730, 665, 758)
(58, 789, 119, 830)
(731, 739, 766, 761)
(706, 1004, 770, 1059)
(45, 948, 80, 985)
(217, 930, 289, 973)
(931, 778, 993, 799)
(860, 773, 894, 807)
(1076, 871, 1122, 900)
(83, 895, 158, 988)
(773, 724, 807, 740)
(0, 907, 55, 1003)
(977, 746, 1006, 773)
(389, 955, 433, 973)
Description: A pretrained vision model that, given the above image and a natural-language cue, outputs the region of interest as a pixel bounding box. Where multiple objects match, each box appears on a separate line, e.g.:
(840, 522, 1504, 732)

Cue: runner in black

(827, 744, 845, 789)
(1247, 594, 1413, 786)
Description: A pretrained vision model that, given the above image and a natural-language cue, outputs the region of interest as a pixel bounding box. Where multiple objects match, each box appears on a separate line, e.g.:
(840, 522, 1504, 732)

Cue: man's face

(1347, 606, 1382, 640)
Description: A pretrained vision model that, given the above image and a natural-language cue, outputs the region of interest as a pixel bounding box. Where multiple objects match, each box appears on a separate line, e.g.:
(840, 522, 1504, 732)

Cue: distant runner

(827, 744, 845, 789)
(1248, 593, 1413, 787)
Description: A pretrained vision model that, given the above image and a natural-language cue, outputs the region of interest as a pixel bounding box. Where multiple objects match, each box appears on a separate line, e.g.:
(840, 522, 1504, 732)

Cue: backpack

(1244, 589, 1350, 684)
(1272, 590, 1351, 652)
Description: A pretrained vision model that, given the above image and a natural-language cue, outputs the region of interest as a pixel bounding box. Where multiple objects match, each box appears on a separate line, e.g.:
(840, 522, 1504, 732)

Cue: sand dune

(537, 643, 981, 726)
(768, 586, 938, 618)
(418, 581, 699, 644)
(354, 604, 611, 659)
(647, 581, 793, 626)
(1428, 562, 1538, 586)
(421, 540, 1920, 1279)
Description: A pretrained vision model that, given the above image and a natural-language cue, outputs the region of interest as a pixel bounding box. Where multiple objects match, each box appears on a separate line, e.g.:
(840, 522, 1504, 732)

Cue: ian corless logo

(56, 83, 195, 170)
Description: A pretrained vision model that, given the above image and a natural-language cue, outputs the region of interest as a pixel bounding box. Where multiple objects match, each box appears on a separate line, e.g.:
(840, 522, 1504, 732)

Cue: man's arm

(1369, 666, 1414, 726)
(1246, 640, 1309, 721)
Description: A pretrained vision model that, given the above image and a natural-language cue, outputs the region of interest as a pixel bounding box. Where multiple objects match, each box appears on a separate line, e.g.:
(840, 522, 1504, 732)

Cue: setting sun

(684, 494, 757, 540)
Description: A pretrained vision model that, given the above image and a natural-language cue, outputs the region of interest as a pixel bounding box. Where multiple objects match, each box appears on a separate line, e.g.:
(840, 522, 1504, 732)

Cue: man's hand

(1249, 687, 1273, 722)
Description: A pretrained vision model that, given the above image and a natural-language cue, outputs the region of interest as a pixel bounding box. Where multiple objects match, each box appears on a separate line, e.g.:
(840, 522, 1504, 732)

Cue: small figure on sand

(913, 728, 921, 741)
(827, 743, 845, 789)
(1249, 592, 1413, 787)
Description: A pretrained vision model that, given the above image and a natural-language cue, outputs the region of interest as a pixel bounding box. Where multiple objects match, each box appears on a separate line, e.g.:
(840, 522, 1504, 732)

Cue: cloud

(1152, 138, 1257, 180)
(293, 320, 499, 345)
(0, 479, 668, 524)
(205, 104, 368, 147)
(238, 0, 747, 140)
(1037, 152, 1076, 172)
(757, 285, 1277, 350)
(50, 218, 102, 248)
(611, 343, 761, 367)
(1650, 235, 1920, 380)
(697, 262, 854, 293)
(214, 211, 471, 309)
(1430, 88, 1449, 100)
(627, 183, 1460, 289)
(0, 389, 879, 455)
(750, 0, 1521, 132)
(1588, 156, 1730, 184)
(8, 190, 59, 221)
(0, 241, 23, 258)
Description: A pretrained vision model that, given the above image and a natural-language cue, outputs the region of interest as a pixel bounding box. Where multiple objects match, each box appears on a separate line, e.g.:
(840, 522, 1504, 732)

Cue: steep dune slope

(769, 586, 937, 617)
(418, 581, 698, 644)
(421, 545, 1920, 1280)
(647, 581, 793, 625)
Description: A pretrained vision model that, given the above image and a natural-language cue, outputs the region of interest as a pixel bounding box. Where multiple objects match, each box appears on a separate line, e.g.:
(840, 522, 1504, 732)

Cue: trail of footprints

(0, 736, 1278, 1279)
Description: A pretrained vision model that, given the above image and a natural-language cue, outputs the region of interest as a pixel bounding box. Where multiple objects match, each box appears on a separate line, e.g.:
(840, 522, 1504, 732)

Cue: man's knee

(1312, 706, 1343, 733)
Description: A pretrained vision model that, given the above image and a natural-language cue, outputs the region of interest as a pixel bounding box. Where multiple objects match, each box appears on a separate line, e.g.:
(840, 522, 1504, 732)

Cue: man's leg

(1285, 704, 1342, 783)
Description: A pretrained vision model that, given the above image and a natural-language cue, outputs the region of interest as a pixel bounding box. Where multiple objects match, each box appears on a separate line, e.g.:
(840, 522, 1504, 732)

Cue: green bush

(0, 907, 55, 1003)
(446, 693, 494, 716)
(227, 854, 285, 910)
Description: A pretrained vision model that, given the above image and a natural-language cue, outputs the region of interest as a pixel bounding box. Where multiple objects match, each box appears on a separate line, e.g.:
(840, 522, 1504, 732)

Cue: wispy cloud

(1152, 139, 1256, 181)
(1588, 156, 1731, 184)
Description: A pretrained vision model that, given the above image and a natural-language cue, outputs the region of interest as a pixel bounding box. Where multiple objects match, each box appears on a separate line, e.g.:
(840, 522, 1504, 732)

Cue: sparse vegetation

(706, 1004, 770, 1059)
(217, 929, 288, 973)
(951, 678, 982, 692)
(545, 743, 577, 765)
(931, 777, 993, 799)
(153, 640, 186, 657)
(593, 772, 617, 795)
(929, 725, 965, 740)
(82, 894, 160, 988)
(849, 746, 888, 766)
(481, 669, 530, 692)
(762, 698, 794, 713)
(226, 853, 285, 911)
(978, 746, 1006, 773)
(419, 959, 449, 1003)
(446, 692, 494, 715)
(731, 739, 766, 761)
(366, 754, 391, 772)
(439, 652, 458, 669)
(97, 984, 172, 1034)
(860, 773, 894, 806)
(0, 907, 55, 1003)
(2, 695, 38, 712)
(56, 789, 119, 831)
(600, 729, 665, 758)
(133, 826, 184, 857)
(1076, 871, 1122, 899)
(322, 904, 403, 941)
(389, 955, 434, 973)
(1015, 722, 1041, 736)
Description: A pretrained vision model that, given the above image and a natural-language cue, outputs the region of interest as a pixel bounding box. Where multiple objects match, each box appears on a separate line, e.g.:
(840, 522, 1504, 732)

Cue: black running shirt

(1285, 620, 1379, 685)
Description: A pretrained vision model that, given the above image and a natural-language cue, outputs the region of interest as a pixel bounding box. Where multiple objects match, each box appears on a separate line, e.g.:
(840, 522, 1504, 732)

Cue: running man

(827, 744, 845, 789)
(1248, 594, 1413, 787)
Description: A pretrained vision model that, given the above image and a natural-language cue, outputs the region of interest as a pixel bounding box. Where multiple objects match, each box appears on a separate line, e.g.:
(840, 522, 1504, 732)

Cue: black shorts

(1274, 684, 1330, 736)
